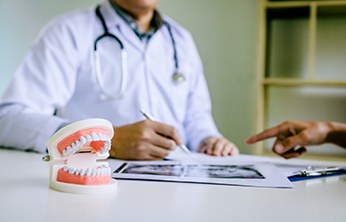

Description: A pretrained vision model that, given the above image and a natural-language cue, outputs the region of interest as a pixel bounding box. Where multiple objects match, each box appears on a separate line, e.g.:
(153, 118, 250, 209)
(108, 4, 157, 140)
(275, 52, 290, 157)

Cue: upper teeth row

(63, 165, 111, 177)
(62, 132, 111, 156)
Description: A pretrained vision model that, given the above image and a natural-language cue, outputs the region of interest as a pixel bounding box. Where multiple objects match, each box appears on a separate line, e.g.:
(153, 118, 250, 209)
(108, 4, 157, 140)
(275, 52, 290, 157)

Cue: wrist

(325, 121, 346, 146)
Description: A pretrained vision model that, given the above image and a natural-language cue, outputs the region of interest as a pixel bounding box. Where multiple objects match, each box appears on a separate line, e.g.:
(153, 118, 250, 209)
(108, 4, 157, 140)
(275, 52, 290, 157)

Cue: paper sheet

(109, 154, 294, 188)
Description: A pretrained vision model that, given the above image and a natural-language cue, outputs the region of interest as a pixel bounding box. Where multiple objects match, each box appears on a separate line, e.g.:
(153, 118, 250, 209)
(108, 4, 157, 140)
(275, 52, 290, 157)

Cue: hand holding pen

(140, 109, 191, 154)
(108, 110, 190, 160)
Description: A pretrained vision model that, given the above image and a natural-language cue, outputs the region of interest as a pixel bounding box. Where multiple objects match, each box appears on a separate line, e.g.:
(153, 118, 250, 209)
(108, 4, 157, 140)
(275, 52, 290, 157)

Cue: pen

(140, 109, 191, 154)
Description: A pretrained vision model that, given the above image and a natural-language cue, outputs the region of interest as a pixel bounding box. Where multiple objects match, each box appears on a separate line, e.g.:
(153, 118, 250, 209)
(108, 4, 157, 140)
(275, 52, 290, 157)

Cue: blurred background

(1, 0, 345, 157)
(0, 0, 258, 154)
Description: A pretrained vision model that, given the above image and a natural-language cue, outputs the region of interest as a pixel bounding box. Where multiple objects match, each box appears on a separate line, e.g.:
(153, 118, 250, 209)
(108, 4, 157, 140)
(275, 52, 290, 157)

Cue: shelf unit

(255, 0, 346, 157)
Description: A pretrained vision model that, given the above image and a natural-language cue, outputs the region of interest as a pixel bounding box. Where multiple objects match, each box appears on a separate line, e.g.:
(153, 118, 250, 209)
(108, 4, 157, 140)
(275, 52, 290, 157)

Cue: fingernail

(275, 144, 284, 153)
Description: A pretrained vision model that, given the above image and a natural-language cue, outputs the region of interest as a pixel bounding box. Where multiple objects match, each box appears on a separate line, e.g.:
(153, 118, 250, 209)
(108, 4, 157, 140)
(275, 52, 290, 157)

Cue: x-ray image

(112, 160, 293, 188)
(121, 163, 264, 179)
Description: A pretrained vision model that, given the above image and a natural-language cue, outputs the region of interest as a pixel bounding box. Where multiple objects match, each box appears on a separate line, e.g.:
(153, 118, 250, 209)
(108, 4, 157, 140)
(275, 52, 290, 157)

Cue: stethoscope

(94, 5, 185, 100)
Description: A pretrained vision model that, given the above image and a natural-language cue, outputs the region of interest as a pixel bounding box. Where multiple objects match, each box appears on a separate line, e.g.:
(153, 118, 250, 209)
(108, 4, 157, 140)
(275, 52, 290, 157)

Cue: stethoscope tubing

(93, 5, 184, 100)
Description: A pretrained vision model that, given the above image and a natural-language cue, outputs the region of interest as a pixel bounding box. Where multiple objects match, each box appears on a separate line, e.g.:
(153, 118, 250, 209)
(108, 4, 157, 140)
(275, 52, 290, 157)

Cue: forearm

(184, 91, 223, 150)
(0, 105, 67, 153)
(325, 121, 346, 148)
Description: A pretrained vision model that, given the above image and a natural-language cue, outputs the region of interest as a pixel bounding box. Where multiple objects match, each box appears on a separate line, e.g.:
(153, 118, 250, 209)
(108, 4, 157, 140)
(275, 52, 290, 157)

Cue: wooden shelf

(263, 78, 346, 86)
(254, 0, 346, 157)
(266, 0, 346, 7)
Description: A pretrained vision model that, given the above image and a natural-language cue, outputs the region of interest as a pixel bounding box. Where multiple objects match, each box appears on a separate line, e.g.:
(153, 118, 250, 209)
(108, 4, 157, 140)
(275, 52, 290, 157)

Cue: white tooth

(86, 168, 91, 177)
(66, 146, 72, 153)
(102, 142, 109, 152)
(68, 168, 76, 174)
(80, 136, 87, 144)
(107, 167, 111, 175)
(98, 133, 103, 140)
(63, 165, 69, 172)
(96, 168, 101, 176)
(86, 135, 92, 142)
(92, 132, 99, 141)
(100, 134, 106, 140)
(92, 168, 97, 176)
(102, 168, 107, 175)
(75, 140, 81, 148)
(103, 141, 108, 147)
(80, 169, 86, 176)
(98, 148, 103, 154)
(71, 143, 78, 154)
(75, 168, 81, 175)
(63, 149, 67, 156)
(106, 141, 111, 149)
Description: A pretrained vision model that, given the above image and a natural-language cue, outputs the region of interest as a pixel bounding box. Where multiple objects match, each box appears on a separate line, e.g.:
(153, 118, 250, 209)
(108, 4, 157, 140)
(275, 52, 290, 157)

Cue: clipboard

(287, 166, 346, 182)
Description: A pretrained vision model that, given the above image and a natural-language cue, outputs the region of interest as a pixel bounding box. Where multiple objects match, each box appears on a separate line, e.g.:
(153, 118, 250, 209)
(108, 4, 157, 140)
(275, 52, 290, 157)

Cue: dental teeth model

(45, 118, 117, 194)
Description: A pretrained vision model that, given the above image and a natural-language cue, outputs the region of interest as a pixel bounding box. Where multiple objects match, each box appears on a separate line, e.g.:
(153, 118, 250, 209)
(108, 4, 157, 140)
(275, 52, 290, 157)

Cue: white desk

(1, 149, 346, 222)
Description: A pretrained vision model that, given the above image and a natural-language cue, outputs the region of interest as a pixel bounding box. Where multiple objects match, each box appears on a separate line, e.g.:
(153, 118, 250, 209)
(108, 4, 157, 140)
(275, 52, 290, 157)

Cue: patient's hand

(245, 121, 346, 159)
(198, 136, 239, 156)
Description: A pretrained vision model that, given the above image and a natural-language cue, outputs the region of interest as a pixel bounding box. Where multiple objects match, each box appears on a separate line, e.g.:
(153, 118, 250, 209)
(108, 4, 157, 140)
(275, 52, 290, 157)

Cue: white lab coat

(0, 0, 221, 153)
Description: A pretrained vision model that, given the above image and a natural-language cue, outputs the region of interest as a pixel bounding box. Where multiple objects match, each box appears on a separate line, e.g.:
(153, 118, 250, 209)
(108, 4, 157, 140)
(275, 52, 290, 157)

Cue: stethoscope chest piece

(172, 72, 186, 84)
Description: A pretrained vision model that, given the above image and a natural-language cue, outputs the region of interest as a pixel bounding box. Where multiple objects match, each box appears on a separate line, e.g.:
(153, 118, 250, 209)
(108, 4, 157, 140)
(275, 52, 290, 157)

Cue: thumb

(274, 134, 305, 154)
(198, 137, 216, 152)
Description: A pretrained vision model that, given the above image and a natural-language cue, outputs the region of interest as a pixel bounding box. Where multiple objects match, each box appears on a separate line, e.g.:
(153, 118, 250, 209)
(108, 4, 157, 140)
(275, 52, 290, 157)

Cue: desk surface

(1, 149, 346, 222)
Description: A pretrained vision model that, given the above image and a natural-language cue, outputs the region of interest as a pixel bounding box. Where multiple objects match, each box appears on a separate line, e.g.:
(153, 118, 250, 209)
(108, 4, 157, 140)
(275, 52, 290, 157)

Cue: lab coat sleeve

(183, 34, 222, 151)
(0, 14, 85, 153)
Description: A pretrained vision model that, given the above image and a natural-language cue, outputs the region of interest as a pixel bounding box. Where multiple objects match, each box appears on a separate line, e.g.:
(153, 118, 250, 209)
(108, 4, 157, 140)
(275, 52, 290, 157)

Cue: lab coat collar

(98, 0, 119, 29)
(98, 0, 152, 52)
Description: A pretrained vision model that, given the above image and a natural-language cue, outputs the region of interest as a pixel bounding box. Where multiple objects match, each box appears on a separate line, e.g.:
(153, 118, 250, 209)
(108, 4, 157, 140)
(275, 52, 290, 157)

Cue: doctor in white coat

(0, 0, 239, 160)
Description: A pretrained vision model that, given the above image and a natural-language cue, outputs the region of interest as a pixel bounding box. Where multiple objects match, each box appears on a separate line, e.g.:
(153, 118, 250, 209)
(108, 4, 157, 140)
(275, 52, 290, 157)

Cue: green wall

(159, 0, 258, 153)
(0, 0, 99, 94)
(0, 0, 259, 154)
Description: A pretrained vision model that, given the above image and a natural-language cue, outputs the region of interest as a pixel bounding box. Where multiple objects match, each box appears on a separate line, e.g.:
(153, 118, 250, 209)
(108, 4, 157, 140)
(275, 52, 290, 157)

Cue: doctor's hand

(109, 120, 182, 160)
(245, 121, 340, 159)
(198, 137, 239, 157)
